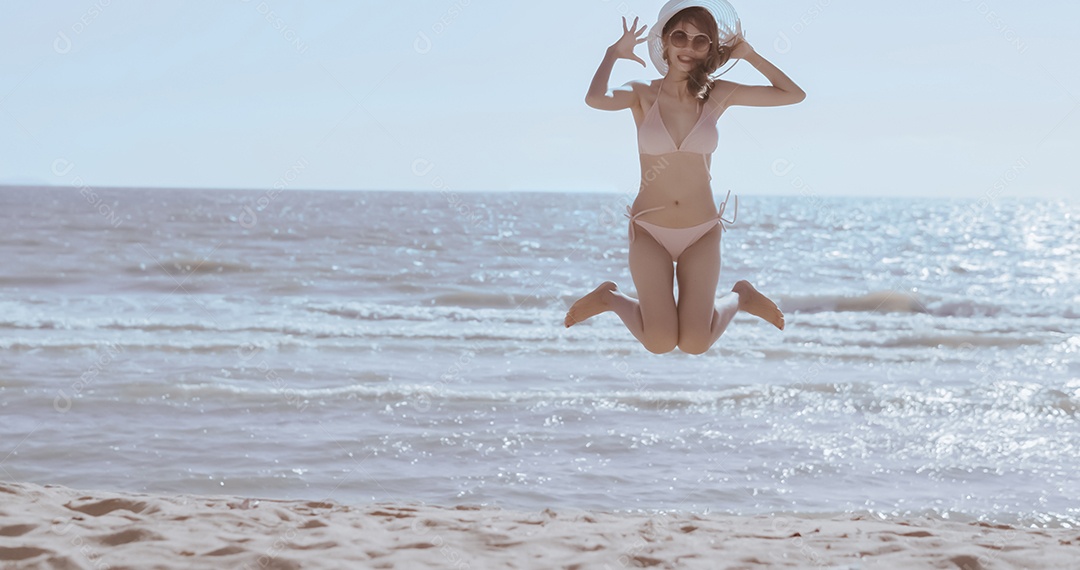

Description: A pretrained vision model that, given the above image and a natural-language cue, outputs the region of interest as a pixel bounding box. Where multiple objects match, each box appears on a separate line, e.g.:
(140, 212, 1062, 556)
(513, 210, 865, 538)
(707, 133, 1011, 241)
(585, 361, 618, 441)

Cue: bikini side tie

(624, 205, 667, 243)
(716, 189, 738, 233)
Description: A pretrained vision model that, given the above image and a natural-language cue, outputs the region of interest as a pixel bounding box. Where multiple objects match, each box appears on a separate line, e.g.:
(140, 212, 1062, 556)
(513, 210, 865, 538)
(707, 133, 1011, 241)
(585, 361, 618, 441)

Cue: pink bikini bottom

(625, 191, 738, 262)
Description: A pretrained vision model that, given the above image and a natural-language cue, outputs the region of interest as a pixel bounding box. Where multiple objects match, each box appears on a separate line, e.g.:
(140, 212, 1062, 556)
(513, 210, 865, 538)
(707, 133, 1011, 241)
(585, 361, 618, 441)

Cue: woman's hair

(661, 7, 733, 101)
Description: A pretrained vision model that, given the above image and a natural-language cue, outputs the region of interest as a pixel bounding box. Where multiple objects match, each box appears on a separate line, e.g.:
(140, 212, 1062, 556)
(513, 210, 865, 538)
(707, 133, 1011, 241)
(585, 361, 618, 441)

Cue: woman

(564, 1, 804, 354)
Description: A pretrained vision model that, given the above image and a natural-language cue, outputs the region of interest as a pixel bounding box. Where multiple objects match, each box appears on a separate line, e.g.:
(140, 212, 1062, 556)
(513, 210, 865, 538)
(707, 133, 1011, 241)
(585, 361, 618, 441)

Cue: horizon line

(0, 184, 1069, 203)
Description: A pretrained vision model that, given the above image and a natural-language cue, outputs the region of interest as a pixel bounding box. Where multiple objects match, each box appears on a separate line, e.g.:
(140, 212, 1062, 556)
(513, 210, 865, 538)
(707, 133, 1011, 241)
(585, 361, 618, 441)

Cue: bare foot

(564, 281, 618, 328)
(732, 280, 785, 330)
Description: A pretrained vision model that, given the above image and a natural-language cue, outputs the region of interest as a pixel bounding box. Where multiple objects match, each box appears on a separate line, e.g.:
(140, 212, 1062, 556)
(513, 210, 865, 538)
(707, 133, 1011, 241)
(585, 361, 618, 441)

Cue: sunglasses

(668, 29, 713, 52)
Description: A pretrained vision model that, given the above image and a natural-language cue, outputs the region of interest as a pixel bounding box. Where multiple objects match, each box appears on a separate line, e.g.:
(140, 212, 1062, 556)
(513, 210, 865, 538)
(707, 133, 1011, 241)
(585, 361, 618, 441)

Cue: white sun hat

(647, 0, 743, 76)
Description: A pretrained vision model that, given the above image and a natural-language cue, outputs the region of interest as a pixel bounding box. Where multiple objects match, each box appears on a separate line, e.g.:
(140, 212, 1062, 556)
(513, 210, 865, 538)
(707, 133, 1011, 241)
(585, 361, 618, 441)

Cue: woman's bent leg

(564, 228, 678, 354)
(621, 228, 678, 353)
(673, 228, 786, 354)
(673, 226, 736, 354)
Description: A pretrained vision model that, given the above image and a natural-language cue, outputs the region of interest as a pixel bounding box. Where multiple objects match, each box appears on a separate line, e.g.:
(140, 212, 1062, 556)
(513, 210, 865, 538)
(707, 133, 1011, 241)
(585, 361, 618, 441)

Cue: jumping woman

(564, 0, 805, 354)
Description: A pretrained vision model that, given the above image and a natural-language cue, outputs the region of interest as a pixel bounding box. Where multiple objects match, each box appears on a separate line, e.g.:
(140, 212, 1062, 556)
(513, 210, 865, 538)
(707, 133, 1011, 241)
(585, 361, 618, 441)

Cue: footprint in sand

(0, 546, 52, 562)
(0, 524, 36, 537)
(64, 498, 149, 517)
(96, 528, 163, 546)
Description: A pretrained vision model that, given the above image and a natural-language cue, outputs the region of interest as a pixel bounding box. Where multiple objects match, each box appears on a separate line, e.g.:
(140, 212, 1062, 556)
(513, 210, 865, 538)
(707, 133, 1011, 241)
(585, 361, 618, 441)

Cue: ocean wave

(780, 291, 1075, 319)
(870, 334, 1047, 350)
(0, 304, 1067, 356)
(428, 291, 554, 309)
(149, 381, 1079, 419)
(781, 291, 928, 314)
(125, 259, 256, 276)
(307, 301, 552, 324)
(0, 275, 80, 288)
(0, 337, 313, 353)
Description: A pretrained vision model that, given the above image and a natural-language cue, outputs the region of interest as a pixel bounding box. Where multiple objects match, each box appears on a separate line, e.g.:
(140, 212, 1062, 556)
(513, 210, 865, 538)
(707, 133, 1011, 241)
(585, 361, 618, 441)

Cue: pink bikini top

(637, 77, 719, 158)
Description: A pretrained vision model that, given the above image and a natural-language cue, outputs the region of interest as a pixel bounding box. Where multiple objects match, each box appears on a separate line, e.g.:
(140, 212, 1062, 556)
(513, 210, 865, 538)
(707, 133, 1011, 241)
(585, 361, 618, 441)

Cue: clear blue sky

(1, 1, 1076, 198)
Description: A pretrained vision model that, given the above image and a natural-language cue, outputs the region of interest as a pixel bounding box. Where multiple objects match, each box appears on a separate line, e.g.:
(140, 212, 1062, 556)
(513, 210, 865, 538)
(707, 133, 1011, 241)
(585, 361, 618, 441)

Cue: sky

(0, 0, 1076, 199)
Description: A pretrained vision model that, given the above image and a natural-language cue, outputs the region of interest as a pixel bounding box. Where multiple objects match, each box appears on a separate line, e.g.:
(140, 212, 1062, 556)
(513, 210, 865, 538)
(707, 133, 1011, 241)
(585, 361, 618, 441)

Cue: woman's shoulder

(623, 79, 664, 106)
(622, 78, 664, 92)
(612, 79, 657, 113)
(708, 79, 742, 109)
(709, 79, 741, 97)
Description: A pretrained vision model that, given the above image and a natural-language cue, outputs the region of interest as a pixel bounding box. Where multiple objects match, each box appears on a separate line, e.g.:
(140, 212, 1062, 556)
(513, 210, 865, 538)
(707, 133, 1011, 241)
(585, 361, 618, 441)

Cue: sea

(1, 187, 1077, 528)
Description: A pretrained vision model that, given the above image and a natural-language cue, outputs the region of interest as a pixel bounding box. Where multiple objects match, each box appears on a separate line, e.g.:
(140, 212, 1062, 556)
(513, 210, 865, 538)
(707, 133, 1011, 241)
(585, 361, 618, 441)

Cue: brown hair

(661, 7, 733, 101)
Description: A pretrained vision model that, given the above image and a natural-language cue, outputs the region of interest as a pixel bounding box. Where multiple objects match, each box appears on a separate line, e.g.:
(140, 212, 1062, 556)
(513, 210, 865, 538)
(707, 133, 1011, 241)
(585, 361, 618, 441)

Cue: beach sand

(1, 481, 1077, 569)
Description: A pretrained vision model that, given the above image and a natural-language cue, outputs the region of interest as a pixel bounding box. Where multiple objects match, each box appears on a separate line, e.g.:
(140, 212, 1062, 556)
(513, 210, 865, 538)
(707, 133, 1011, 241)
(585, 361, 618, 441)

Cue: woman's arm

(717, 40, 806, 107)
(585, 17, 647, 111)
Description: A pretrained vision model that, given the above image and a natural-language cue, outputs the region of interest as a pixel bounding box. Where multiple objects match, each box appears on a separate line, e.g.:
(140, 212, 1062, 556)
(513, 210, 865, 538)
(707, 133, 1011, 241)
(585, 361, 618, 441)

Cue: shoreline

(2, 481, 1078, 569)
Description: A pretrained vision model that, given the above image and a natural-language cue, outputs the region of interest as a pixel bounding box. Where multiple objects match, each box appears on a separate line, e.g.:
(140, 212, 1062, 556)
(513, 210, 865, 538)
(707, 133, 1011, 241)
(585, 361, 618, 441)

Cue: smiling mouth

(677, 55, 696, 64)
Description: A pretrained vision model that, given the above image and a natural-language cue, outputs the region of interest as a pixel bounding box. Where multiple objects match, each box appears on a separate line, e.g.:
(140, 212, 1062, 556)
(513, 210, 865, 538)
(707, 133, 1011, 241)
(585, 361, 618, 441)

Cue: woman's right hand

(609, 16, 648, 67)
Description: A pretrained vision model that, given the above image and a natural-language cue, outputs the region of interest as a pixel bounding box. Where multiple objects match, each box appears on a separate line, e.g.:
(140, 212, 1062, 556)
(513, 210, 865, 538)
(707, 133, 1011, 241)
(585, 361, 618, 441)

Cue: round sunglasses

(667, 29, 713, 52)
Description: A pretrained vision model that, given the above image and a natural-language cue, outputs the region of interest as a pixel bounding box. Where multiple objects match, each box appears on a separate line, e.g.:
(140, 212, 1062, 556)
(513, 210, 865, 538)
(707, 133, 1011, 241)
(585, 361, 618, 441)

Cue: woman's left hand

(729, 37, 754, 60)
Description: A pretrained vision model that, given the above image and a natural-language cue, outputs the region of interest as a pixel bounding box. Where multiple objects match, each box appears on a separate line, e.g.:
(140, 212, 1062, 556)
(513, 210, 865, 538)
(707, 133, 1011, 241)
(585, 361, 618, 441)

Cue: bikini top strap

(654, 77, 665, 113)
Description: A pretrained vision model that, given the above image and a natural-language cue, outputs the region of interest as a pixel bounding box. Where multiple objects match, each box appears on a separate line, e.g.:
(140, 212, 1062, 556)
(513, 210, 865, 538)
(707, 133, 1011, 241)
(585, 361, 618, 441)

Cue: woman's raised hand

(729, 36, 755, 60)
(609, 16, 648, 67)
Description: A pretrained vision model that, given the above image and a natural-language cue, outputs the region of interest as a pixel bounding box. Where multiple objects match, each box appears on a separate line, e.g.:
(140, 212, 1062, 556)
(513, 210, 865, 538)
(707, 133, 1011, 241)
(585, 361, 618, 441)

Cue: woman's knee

(643, 334, 678, 355)
(677, 335, 711, 355)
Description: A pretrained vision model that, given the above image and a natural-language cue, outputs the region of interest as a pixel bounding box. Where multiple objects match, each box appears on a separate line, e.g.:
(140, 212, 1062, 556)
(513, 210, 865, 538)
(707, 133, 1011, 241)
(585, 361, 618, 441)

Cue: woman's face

(665, 21, 711, 72)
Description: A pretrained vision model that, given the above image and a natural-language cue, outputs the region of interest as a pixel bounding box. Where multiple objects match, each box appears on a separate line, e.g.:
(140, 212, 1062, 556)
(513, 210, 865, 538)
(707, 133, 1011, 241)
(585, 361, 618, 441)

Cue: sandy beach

(1, 481, 1076, 569)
